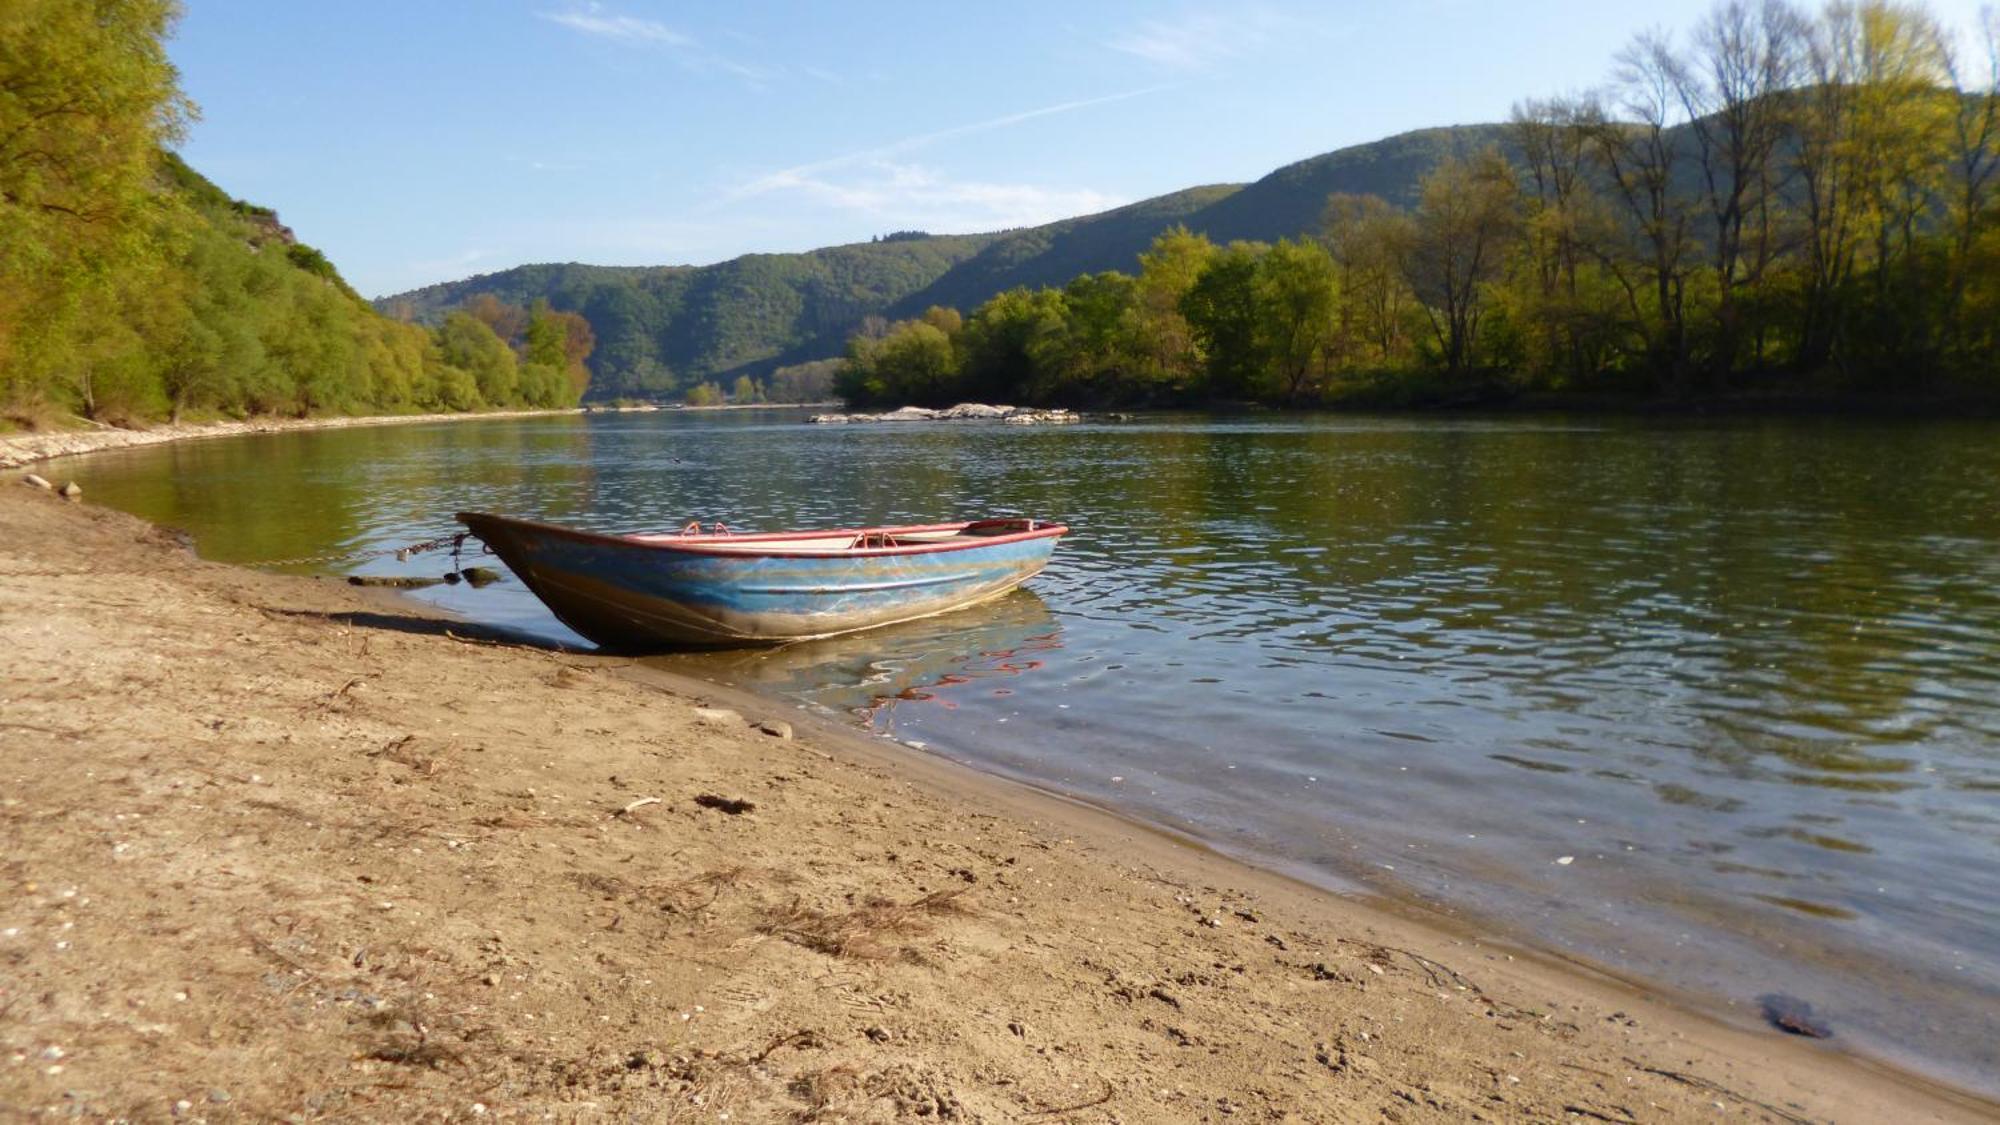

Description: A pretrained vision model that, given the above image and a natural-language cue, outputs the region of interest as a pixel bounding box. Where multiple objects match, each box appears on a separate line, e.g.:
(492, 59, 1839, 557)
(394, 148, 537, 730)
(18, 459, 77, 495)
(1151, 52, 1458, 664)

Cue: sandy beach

(0, 410, 591, 472)
(0, 481, 1990, 1122)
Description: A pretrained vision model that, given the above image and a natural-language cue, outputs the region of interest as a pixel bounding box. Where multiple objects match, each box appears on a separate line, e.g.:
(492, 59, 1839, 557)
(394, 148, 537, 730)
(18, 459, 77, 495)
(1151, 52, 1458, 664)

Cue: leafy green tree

(889, 321, 960, 402)
(436, 312, 514, 406)
(956, 288, 1069, 402)
(0, 0, 191, 412)
(731, 374, 762, 403)
(1323, 194, 1419, 369)
(1024, 271, 1140, 402)
(1255, 239, 1341, 402)
(767, 359, 840, 402)
(1131, 226, 1215, 393)
(524, 300, 568, 369)
(1181, 244, 1268, 399)
(548, 307, 596, 399)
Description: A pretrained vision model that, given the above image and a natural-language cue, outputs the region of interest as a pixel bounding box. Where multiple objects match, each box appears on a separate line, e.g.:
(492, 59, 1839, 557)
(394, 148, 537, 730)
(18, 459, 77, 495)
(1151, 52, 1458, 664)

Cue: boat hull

(456, 512, 1065, 649)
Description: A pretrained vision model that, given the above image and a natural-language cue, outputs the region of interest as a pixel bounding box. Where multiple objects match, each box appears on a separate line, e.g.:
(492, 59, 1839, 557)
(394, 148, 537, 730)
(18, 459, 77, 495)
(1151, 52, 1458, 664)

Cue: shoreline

(0, 407, 584, 470)
(12, 393, 1988, 478)
(3, 484, 1993, 1120)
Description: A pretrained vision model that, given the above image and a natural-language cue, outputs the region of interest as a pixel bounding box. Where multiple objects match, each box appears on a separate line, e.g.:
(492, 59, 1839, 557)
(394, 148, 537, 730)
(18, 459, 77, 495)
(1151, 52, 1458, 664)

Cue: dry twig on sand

(758, 890, 971, 959)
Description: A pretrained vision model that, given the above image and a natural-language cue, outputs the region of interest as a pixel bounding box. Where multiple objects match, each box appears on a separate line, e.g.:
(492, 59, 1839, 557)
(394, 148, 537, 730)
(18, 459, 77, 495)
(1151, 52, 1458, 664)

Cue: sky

(165, 0, 1996, 299)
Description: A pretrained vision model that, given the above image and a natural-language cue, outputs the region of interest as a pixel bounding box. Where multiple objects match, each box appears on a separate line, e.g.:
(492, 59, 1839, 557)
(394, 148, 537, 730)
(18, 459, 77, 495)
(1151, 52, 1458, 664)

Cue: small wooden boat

(455, 512, 1067, 649)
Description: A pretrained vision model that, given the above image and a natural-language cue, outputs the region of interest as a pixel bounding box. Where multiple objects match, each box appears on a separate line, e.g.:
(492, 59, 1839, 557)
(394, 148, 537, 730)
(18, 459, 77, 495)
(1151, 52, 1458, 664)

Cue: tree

(0, 0, 192, 406)
(1181, 243, 1267, 399)
(1254, 239, 1341, 402)
(464, 292, 529, 350)
(524, 299, 568, 369)
(1672, 0, 1807, 376)
(1031, 271, 1140, 402)
(956, 287, 1069, 402)
(1131, 226, 1216, 392)
(919, 305, 963, 335)
(1509, 95, 1619, 383)
(550, 308, 596, 398)
(1586, 46, 1698, 390)
(1323, 194, 1417, 368)
(837, 318, 961, 405)
(1403, 151, 1519, 375)
(767, 359, 840, 402)
(1942, 7, 2000, 367)
(730, 374, 761, 403)
(1848, 2, 1953, 370)
(1793, 1, 1955, 375)
(436, 311, 515, 406)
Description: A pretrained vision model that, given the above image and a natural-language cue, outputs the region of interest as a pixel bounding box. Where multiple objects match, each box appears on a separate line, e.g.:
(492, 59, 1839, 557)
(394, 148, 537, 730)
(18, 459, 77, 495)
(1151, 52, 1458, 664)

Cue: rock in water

(58, 480, 82, 500)
(21, 473, 52, 490)
(808, 403, 1080, 425)
(460, 566, 504, 588)
(1758, 993, 1833, 1038)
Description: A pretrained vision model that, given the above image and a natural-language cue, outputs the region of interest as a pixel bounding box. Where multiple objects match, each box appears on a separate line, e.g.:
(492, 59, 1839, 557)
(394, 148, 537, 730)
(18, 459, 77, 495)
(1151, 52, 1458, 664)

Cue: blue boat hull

(457, 512, 1064, 649)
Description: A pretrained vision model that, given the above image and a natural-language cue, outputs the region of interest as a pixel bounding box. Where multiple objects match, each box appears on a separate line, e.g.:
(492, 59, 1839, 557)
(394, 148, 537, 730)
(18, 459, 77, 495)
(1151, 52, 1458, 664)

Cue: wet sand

(1, 482, 1992, 1122)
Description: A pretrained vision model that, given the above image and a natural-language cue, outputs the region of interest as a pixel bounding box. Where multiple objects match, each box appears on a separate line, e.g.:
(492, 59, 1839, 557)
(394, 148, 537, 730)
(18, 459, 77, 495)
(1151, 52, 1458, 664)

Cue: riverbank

(0, 408, 584, 470)
(2, 484, 1990, 1122)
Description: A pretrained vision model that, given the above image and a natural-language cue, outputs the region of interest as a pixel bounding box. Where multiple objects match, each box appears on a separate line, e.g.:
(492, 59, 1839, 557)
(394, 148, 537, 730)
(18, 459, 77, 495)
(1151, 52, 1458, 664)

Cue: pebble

(758, 720, 793, 740)
(208, 1088, 232, 1104)
(58, 480, 81, 500)
(21, 473, 52, 490)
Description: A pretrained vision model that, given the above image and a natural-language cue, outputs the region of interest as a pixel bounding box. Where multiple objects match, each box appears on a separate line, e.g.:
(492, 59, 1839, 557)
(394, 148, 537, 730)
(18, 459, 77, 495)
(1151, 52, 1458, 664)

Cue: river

(48, 407, 2000, 1095)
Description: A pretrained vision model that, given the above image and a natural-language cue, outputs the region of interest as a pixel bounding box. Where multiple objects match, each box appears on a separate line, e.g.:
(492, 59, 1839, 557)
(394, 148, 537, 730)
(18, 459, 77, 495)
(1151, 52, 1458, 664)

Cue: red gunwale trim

(456, 513, 1068, 559)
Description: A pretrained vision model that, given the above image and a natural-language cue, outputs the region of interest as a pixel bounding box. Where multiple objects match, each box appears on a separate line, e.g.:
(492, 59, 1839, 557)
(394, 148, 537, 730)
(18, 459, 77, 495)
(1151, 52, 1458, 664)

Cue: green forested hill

(0, 0, 588, 427)
(380, 235, 998, 398)
(1186, 126, 1512, 244)
(378, 128, 1502, 399)
(880, 185, 1241, 319)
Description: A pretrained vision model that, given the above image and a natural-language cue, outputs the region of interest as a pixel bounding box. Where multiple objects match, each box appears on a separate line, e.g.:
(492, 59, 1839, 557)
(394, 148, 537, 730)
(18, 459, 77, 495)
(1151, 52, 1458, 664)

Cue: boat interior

(630, 519, 1040, 554)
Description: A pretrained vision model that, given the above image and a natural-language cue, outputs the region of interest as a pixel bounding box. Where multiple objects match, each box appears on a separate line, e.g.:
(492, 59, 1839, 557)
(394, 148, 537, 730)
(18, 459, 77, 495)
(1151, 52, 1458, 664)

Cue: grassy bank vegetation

(838, 0, 2000, 411)
(0, 0, 591, 430)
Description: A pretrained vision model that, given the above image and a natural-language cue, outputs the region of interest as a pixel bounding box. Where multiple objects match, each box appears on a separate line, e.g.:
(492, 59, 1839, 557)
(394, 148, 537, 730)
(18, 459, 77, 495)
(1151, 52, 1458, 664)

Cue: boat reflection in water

(652, 588, 1061, 732)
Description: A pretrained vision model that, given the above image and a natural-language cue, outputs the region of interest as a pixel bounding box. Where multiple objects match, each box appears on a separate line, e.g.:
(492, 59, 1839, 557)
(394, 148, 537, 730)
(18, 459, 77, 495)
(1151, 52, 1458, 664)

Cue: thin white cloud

(1109, 8, 1291, 70)
(542, 8, 689, 46)
(733, 85, 1169, 200)
(539, 4, 777, 83)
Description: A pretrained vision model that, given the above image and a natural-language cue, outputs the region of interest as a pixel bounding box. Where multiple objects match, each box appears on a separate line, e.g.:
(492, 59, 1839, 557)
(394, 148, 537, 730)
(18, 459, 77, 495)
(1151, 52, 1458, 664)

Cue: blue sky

(167, 1, 1995, 298)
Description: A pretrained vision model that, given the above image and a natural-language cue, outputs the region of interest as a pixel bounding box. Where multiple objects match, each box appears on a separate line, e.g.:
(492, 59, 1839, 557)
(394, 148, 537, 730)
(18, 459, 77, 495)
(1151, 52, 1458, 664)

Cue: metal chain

(257, 531, 473, 570)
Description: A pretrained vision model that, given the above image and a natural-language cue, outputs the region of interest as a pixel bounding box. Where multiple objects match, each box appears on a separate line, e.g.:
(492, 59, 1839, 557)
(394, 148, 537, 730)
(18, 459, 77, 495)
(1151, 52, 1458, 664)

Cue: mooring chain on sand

(254, 530, 479, 570)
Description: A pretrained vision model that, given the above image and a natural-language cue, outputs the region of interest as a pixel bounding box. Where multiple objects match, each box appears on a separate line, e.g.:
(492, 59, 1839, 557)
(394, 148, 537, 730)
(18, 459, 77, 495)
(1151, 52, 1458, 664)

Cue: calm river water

(51, 409, 2000, 1094)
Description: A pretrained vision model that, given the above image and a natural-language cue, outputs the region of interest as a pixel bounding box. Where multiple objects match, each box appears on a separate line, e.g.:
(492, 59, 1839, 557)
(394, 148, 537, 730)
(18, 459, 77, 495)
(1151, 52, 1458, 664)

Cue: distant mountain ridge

(378, 124, 1512, 400)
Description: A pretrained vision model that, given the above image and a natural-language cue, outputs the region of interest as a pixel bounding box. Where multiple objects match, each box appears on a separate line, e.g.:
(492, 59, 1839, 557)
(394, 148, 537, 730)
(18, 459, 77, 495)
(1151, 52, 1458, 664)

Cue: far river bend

(46, 408, 2000, 1097)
